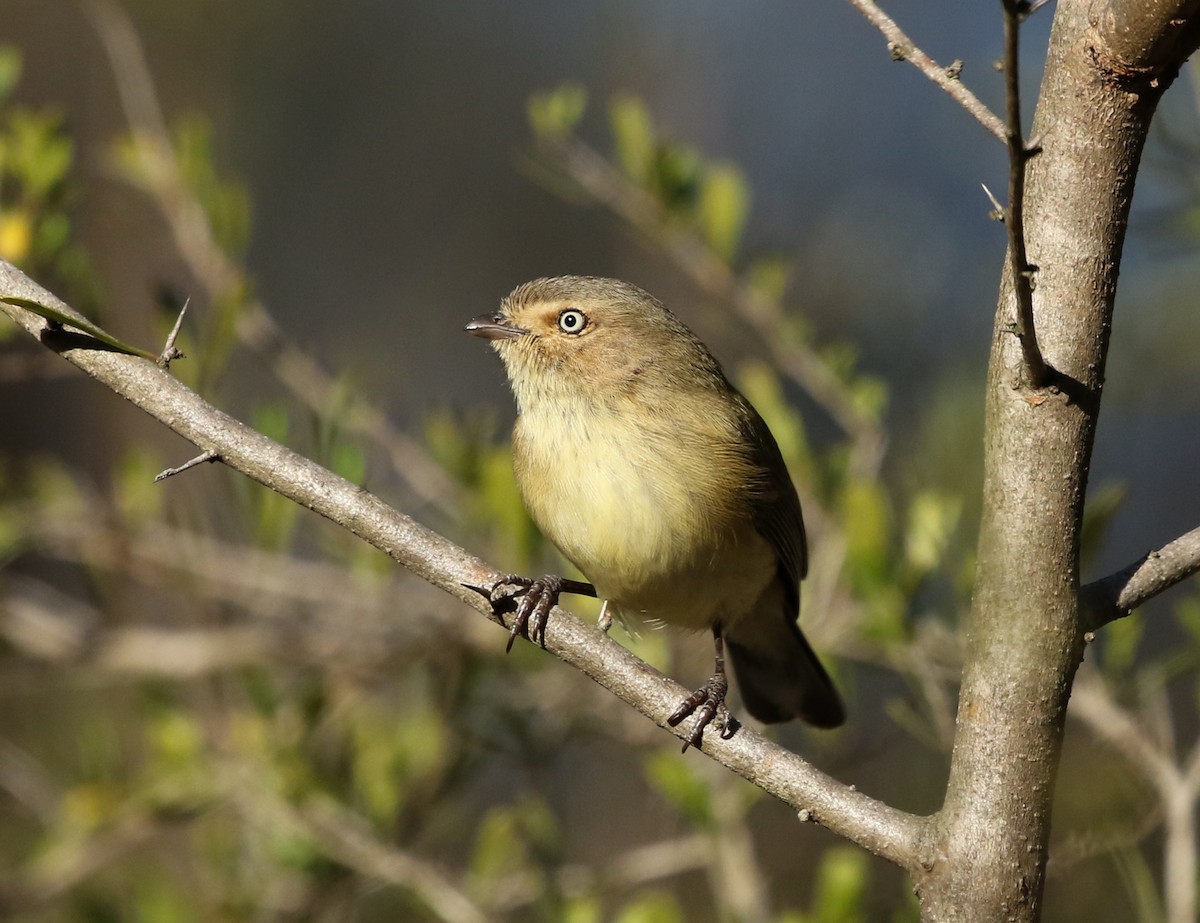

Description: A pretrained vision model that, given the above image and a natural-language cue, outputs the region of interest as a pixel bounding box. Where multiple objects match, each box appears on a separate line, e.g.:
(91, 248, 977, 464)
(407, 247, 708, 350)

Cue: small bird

(466, 276, 844, 748)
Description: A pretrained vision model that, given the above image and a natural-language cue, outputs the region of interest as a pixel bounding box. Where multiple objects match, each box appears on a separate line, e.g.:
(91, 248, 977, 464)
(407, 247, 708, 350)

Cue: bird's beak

(465, 313, 527, 341)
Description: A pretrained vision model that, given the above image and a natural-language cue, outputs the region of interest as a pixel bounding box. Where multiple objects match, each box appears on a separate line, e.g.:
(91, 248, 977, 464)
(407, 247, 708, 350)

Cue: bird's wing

(742, 404, 809, 609)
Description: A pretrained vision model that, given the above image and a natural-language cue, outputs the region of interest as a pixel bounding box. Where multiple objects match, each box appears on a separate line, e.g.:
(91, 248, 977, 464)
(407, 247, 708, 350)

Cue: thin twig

(1080, 524, 1200, 632)
(1001, 0, 1050, 387)
(153, 449, 219, 481)
(844, 0, 1007, 142)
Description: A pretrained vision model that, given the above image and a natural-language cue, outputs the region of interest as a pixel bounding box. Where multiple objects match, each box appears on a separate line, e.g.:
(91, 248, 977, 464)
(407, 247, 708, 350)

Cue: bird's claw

(476, 574, 565, 652)
(667, 673, 740, 753)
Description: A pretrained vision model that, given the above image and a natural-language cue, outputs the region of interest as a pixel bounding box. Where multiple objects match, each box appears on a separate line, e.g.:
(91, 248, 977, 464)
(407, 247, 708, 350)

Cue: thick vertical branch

(915, 1, 1200, 920)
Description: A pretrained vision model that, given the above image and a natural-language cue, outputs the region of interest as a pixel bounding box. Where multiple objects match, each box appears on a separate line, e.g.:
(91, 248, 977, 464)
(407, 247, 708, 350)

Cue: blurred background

(1, 1, 1199, 921)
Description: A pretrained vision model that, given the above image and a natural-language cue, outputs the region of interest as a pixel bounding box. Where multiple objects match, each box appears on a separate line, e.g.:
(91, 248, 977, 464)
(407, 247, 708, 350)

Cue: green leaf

(804, 847, 868, 923)
(173, 115, 252, 257)
(247, 403, 300, 548)
(1103, 614, 1143, 674)
(528, 84, 587, 138)
(6, 110, 72, 200)
(643, 749, 712, 826)
(0, 46, 22, 101)
(860, 585, 907, 644)
(1081, 482, 1127, 566)
(0, 296, 158, 359)
(652, 143, 702, 210)
(479, 444, 540, 567)
(609, 94, 655, 183)
(115, 448, 166, 524)
(904, 491, 962, 576)
(469, 805, 532, 886)
(613, 892, 683, 923)
(746, 255, 792, 303)
(132, 876, 201, 923)
(32, 210, 71, 258)
(842, 479, 891, 589)
(1175, 595, 1200, 648)
(697, 163, 749, 260)
(330, 440, 366, 485)
(562, 897, 602, 923)
(736, 360, 816, 488)
(351, 701, 448, 824)
(850, 375, 888, 420)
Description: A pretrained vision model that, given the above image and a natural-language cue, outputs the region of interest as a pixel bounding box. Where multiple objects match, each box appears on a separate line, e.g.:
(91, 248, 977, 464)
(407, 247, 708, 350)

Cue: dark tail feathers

(726, 619, 844, 728)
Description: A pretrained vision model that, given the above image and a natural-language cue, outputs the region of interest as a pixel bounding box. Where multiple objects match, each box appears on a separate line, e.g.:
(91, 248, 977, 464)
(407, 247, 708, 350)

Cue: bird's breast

(512, 395, 774, 630)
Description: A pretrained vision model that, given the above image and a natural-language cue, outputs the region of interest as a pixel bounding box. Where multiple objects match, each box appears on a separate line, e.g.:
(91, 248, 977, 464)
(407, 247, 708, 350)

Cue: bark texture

(916, 1, 1200, 920)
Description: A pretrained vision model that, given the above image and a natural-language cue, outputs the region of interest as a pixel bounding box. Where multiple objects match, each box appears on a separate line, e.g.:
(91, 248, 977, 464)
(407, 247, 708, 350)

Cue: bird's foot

(487, 574, 565, 652)
(667, 673, 740, 753)
(466, 574, 597, 652)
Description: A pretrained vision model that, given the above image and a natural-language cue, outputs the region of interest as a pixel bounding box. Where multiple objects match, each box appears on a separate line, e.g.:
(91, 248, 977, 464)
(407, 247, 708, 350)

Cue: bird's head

(466, 276, 722, 411)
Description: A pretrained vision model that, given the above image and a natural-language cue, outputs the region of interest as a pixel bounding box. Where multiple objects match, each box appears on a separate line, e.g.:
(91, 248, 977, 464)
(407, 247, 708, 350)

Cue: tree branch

(1070, 674, 1200, 923)
(0, 259, 927, 872)
(844, 0, 1007, 142)
(926, 0, 1200, 916)
(1001, 0, 1050, 388)
(1080, 525, 1200, 632)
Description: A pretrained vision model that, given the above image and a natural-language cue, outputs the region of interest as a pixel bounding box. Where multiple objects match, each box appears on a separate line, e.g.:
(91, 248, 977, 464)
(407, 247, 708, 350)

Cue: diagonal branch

(844, 0, 1007, 142)
(0, 259, 927, 873)
(1080, 525, 1200, 632)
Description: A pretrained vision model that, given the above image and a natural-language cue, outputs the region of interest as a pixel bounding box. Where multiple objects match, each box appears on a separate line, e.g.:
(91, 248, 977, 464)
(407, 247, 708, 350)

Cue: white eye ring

(557, 308, 588, 335)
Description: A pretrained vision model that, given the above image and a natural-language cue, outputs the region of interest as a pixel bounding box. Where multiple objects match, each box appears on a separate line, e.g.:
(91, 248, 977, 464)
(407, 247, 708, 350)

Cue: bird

(465, 276, 844, 749)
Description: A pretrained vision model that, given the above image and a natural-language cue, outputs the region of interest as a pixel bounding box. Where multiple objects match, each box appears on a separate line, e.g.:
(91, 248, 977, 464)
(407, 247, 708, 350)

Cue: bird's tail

(725, 615, 844, 728)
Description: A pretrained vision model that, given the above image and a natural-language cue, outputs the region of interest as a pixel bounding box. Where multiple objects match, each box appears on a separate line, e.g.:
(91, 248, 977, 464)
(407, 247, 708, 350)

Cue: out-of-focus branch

(0, 806, 192, 914)
(0, 260, 926, 872)
(1070, 674, 1178, 793)
(232, 764, 718, 920)
(0, 351, 79, 382)
(538, 134, 887, 481)
(1070, 672, 1200, 923)
(257, 791, 491, 923)
(0, 576, 461, 679)
(79, 0, 456, 513)
(844, 0, 1007, 142)
(1080, 525, 1200, 632)
(706, 763, 772, 923)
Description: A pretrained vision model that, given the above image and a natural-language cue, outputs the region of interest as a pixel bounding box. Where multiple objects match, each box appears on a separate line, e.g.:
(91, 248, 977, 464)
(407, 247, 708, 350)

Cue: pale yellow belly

(513, 405, 774, 631)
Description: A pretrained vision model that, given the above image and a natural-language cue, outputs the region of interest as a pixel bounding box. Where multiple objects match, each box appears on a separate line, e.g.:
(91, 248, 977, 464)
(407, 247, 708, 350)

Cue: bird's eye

(557, 308, 588, 335)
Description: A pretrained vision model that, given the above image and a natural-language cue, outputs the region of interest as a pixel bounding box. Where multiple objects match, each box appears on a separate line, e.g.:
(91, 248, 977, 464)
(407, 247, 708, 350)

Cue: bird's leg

(667, 626, 740, 752)
(465, 575, 596, 651)
(597, 599, 614, 634)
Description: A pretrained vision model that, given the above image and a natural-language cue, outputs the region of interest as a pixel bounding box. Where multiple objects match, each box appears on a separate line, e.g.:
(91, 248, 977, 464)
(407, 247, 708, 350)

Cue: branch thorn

(157, 297, 190, 369)
(981, 183, 1006, 221)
